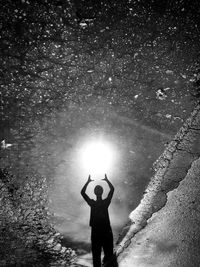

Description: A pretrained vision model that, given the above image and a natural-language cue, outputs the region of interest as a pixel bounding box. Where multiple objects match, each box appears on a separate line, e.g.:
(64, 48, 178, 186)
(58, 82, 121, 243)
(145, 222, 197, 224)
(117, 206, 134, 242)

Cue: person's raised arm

(81, 175, 93, 204)
(102, 174, 114, 203)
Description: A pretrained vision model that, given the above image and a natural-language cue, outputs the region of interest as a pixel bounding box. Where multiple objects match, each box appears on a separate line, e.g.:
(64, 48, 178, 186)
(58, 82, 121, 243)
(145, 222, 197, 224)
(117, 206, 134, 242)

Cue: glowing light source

(80, 139, 115, 179)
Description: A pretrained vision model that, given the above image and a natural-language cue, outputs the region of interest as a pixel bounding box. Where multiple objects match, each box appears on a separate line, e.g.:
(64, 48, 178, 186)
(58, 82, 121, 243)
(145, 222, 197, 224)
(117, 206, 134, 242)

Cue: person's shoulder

(89, 199, 96, 205)
(103, 196, 111, 205)
(103, 198, 110, 203)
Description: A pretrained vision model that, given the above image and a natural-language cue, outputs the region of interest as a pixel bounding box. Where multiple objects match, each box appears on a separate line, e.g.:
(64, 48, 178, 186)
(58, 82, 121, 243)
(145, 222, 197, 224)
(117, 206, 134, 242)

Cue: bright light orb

(80, 140, 115, 179)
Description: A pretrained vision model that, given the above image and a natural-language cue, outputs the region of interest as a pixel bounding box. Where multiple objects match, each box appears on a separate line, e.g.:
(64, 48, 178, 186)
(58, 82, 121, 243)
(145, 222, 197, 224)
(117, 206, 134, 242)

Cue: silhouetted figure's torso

(88, 198, 111, 229)
(81, 177, 114, 267)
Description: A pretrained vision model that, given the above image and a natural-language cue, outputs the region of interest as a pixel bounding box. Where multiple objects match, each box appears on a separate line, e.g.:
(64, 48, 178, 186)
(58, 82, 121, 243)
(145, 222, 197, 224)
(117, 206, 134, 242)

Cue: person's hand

(102, 174, 108, 181)
(87, 175, 93, 183)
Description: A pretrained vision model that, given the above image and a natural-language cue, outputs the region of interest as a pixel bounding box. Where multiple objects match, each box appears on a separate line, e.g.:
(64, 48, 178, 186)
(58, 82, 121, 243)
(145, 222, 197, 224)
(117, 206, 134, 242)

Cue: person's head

(94, 185, 103, 196)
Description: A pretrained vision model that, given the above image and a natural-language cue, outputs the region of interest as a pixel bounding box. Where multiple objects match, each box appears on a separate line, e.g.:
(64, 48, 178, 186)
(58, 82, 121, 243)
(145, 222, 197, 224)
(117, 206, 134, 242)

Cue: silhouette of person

(81, 174, 114, 267)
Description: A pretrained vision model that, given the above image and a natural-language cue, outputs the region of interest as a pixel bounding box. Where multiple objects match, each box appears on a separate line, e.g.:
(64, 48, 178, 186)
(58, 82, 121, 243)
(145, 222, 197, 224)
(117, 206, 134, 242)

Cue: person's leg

(102, 229, 114, 264)
(91, 229, 102, 267)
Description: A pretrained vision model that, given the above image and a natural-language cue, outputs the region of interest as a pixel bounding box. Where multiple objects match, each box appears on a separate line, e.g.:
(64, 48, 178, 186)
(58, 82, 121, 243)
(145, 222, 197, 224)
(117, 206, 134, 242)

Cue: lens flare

(80, 140, 115, 179)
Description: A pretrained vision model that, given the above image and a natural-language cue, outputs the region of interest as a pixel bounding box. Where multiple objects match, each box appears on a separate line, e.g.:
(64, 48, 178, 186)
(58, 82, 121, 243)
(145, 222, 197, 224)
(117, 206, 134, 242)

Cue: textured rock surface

(118, 157, 200, 267)
(0, 171, 76, 266)
(117, 105, 200, 266)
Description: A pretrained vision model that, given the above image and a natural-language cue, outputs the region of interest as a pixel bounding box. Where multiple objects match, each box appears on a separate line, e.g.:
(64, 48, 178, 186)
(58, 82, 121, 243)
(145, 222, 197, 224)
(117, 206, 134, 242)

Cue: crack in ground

(116, 104, 200, 257)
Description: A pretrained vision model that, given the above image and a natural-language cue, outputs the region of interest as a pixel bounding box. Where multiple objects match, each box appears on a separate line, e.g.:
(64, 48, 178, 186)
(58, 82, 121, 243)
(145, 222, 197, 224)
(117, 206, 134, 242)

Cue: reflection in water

(81, 175, 117, 267)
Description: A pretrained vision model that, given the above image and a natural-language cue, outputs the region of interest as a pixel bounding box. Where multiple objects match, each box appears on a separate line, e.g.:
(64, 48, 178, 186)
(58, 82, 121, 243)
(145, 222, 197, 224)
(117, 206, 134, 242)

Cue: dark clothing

(82, 189, 113, 228)
(81, 180, 114, 267)
(84, 195, 113, 267)
(91, 226, 113, 267)
(87, 198, 111, 228)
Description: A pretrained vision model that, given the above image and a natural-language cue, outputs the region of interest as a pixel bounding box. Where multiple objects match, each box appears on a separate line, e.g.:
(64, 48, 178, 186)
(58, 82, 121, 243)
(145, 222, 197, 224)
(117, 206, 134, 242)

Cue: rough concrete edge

(115, 104, 200, 257)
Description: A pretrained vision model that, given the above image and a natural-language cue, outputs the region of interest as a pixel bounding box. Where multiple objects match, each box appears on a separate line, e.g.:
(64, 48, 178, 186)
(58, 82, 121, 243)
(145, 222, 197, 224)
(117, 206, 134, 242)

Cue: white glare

(80, 140, 115, 179)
